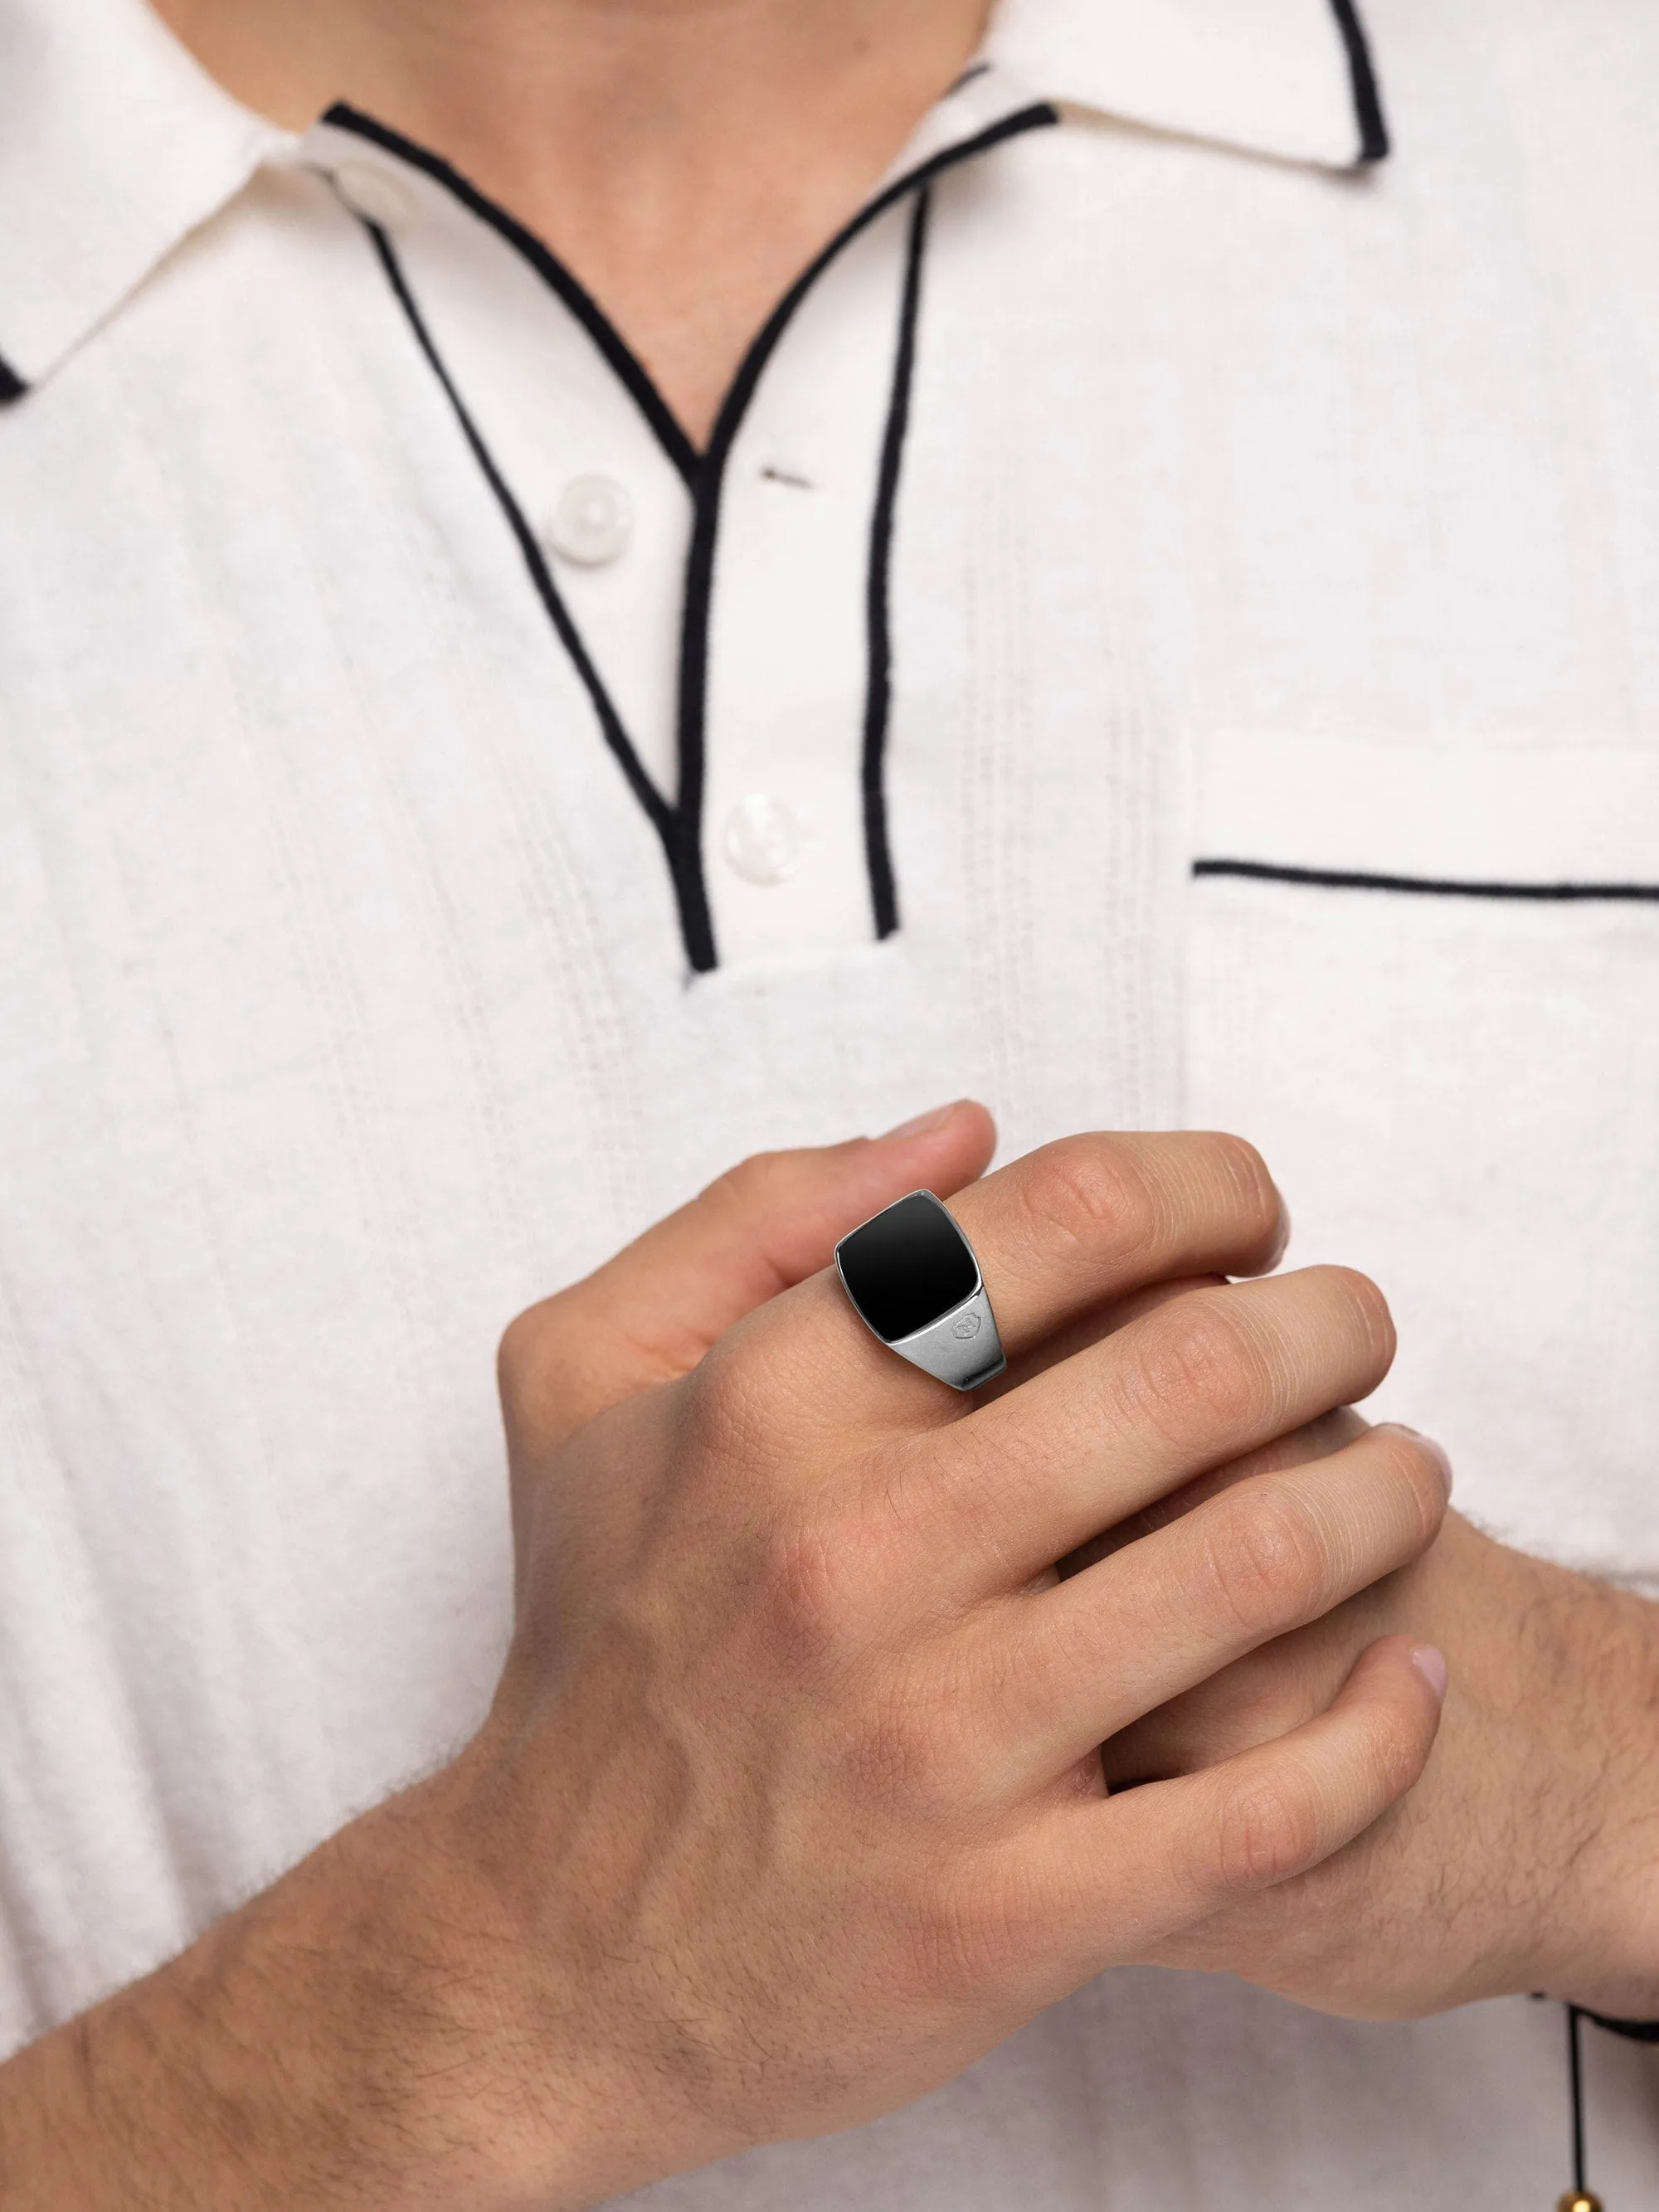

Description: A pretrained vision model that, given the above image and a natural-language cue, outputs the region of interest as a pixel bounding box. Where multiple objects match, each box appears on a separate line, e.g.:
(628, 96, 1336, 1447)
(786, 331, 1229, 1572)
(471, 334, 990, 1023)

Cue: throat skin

(149, 0, 990, 445)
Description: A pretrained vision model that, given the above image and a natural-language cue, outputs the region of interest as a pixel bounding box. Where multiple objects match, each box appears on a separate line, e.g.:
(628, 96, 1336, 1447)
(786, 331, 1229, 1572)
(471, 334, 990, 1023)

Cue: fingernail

(1410, 1644, 1448, 1702)
(882, 1101, 961, 1140)
(1383, 1423, 1454, 1499)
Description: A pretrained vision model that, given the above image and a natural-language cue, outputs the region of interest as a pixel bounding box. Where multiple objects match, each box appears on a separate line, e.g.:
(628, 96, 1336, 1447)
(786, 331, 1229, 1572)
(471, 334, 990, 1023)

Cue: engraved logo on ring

(951, 1310, 983, 1340)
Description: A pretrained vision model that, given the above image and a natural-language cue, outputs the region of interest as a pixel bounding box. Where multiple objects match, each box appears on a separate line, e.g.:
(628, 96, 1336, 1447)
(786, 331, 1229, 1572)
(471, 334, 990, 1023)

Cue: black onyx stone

(836, 1191, 979, 1344)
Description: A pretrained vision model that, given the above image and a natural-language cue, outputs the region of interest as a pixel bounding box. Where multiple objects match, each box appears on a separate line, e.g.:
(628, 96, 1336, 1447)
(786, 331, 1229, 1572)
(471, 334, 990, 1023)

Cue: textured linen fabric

(2, 0, 1659, 2202)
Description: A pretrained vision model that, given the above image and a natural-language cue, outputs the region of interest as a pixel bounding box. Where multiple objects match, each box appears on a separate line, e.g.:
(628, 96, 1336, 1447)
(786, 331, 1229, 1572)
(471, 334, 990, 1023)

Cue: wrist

(0, 1757, 630, 2212)
(222, 1755, 638, 2212)
(1525, 1575, 1659, 2014)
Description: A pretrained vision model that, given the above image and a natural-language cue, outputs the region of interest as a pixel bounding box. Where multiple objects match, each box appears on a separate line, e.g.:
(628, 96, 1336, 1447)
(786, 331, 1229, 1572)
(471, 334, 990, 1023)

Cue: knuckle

(681, 1326, 777, 1466)
(1121, 1296, 1272, 1445)
(496, 1295, 568, 1424)
(1365, 1695, 1430, 1797)
(915, 1856, 1039, 1993)
(1018, 1136, 1161, 1272)
(1202, 1131, 1282, 1248)
(1312, 1264, 1397, 1373)
(496, 1304, 540, 1397)
(1371, 1429, 1452, 1547)
(756, 1506, 873, 1666)
(1201, 1486, 1331, 1636)
(856, 1679, 971, 1811)
(1214, 1767, 1321, 1891)
(701, 1148, 789, 1217)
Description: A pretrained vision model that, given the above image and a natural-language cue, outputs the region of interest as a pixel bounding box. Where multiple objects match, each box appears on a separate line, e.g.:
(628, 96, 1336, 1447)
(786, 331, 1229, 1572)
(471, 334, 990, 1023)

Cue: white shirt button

(547, 475, 633, 566)
(722, 795, 805, 886)
(333, 161, 416, 230)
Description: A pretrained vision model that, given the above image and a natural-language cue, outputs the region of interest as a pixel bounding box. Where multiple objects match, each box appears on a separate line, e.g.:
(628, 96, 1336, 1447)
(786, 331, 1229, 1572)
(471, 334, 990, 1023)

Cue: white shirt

(3, 0, 1659, 2201)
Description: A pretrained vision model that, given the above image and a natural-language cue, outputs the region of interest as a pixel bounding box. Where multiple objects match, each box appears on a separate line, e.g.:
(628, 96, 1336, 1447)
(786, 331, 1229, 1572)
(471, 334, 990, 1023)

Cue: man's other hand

(1099, 1415, 1659, 2022)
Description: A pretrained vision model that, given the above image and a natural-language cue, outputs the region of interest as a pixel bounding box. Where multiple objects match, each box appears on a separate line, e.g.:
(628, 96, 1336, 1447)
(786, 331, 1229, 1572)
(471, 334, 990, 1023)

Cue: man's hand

(463, 1117, 1449, 2205)
(1100, 1417, 1659, 2021)
(0, 1110, 1451, 2210)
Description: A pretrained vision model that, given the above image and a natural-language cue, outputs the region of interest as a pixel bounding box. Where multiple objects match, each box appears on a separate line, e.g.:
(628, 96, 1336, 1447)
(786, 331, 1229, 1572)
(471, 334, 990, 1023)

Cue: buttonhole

(760, 464, 814, 489)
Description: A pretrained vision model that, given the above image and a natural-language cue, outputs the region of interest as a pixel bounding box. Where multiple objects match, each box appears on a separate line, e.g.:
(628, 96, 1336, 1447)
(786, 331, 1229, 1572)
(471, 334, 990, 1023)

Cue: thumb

(499, 1099, 997, 1452)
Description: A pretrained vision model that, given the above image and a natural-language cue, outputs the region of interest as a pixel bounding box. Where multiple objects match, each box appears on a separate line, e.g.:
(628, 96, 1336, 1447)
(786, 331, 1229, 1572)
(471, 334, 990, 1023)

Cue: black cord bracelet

(1555, 2001, 1659, 2210)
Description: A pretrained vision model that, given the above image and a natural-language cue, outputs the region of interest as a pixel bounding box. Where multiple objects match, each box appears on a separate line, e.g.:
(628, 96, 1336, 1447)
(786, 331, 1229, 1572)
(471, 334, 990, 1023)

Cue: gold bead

(1556, 2193, 1603, 2212)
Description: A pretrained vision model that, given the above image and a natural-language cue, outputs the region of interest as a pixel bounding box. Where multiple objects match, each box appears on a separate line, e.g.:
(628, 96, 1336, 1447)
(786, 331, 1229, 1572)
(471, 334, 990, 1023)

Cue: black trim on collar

(672, 101, 1058, 969)
(1326, 0, 1389, 163)
(0, 352, 27, 405)
(1193, 858, 1659, 902)
(696, 105, 1056, 476)
(1581, 2010, 1659, 2043)
(324, 103, 701, 485)
(365, 222, 712, 960)
(862, 189, 930, 942)
(355, 98, 1058, 973)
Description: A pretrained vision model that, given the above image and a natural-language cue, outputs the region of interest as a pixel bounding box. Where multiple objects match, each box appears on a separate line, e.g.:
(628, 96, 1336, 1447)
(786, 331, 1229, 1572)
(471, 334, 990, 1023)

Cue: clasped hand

(451, 1107, 1456, 2207)
(18, 1106, 1653, 2212)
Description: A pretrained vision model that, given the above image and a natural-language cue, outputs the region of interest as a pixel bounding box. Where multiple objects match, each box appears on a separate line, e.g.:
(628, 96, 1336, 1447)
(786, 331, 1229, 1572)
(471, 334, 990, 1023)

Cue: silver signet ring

(834, 1189, 1007, 1392)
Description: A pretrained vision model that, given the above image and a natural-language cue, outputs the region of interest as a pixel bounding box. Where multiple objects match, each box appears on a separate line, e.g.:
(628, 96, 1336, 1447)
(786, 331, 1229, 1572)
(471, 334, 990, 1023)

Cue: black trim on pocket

(1193, 858, 1659, 902)
(1327, 0, 1390, 164)
(0, 352, 27, 404)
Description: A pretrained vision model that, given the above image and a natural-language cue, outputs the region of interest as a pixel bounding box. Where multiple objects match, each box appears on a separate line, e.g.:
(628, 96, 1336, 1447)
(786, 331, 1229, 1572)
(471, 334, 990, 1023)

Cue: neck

(151, 0, 990, 441)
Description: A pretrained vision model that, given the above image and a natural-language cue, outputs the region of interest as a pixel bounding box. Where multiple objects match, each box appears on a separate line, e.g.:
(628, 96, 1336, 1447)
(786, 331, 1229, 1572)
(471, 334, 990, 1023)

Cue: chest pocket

(1183, 731, 1659, 1586)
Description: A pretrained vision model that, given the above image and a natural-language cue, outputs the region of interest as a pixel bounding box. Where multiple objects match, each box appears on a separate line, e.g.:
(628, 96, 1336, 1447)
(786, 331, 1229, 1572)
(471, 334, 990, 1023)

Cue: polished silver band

(882, 1282, 1006, 1391)
(834, 1190, 1007, 1392)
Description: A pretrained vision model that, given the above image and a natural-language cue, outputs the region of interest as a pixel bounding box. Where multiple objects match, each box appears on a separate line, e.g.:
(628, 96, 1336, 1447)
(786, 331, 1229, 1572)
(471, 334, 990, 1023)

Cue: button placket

(700, 200, 917, 966)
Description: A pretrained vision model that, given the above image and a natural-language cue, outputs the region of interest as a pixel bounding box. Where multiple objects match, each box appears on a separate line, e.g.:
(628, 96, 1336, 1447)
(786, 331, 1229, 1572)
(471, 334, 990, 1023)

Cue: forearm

(0, 1770, 602, 2212)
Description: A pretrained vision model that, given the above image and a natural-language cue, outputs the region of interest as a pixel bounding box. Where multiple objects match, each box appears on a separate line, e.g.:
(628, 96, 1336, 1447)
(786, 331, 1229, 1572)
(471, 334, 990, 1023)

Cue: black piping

(1567, 2005, 1589, 2204)
(862, 189, 930, 941)
(365, 224, 714, 960)
(326, 104, 700, 484)
(672, 101, 1058, 970)
(1326, 0, 1390, 163)
(1558, 2003, 1659, 2206)
(694, 105, 1055, 472)
(1580, 2006, 1659, 2043)
(1192, 858, 1659, 903)
(355, 98, 1058, 971)
(0, 352, 26, 405)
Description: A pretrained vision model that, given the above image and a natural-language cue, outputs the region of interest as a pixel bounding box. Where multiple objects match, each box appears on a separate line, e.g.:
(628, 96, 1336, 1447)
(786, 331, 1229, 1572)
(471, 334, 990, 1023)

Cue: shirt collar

(987, 0, 1387, 168)
(0, 0, 1386, 406)
(0, 0, 290, 396)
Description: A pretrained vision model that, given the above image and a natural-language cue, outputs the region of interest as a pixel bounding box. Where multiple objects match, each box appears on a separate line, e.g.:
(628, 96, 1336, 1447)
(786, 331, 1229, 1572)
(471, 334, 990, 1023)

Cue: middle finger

(905, 1265, 1396, 1602)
